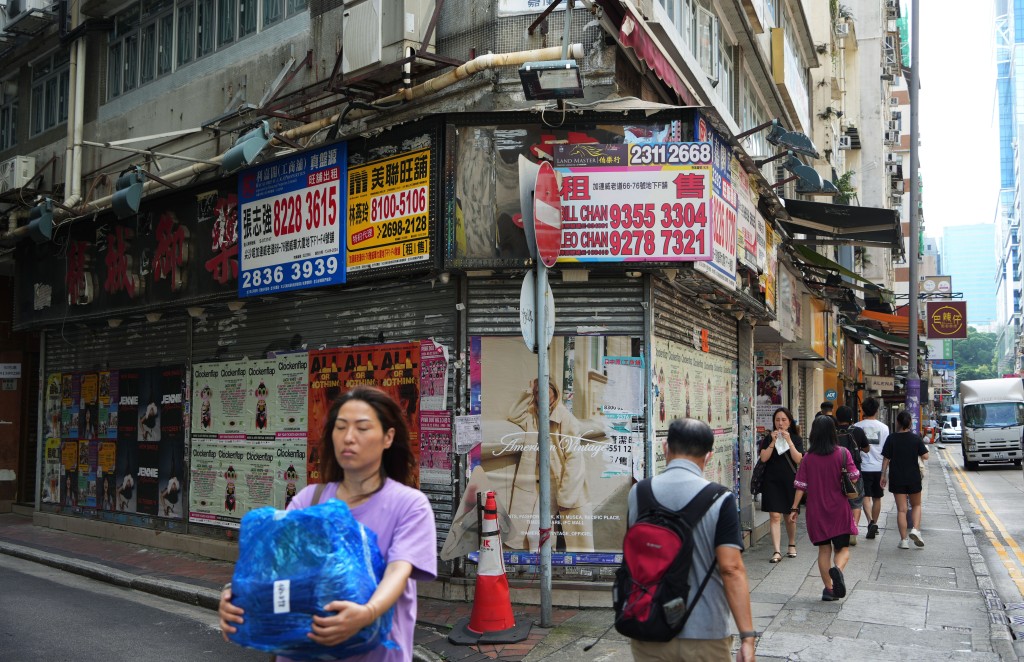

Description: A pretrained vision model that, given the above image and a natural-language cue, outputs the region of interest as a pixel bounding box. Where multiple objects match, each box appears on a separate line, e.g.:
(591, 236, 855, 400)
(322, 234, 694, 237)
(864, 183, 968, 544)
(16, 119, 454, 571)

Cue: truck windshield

(962, 402, 1024, 428)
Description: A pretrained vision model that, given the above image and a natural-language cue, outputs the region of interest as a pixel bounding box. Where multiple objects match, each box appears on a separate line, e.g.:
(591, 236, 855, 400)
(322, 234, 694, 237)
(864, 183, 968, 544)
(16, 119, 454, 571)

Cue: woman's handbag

(839, 448, 859, 499)
(749, 459, 767, 495)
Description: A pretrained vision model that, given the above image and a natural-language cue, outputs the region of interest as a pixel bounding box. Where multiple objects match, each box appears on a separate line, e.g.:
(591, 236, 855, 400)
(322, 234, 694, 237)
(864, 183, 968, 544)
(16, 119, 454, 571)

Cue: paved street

(0, 449, 1019, 661)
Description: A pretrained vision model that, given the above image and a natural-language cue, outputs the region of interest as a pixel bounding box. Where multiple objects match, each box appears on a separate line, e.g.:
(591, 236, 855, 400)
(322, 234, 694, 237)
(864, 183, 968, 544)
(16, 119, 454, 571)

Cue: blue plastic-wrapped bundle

(228, 499, 395, 660)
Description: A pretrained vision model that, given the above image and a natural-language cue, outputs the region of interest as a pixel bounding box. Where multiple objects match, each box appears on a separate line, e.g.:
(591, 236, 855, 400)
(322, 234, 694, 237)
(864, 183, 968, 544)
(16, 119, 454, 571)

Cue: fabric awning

(619, 9, 698, 106)
(779, 198, 904, 257)
(792, 245, 877, 287)
(858, 309, 926, 335)
(844, 324, 927, 350)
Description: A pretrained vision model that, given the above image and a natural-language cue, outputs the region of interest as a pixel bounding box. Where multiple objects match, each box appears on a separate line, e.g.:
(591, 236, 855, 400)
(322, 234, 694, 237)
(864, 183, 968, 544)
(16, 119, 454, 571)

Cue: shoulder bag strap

(677, 483, 729, 626)
(312, 482, 329, 504)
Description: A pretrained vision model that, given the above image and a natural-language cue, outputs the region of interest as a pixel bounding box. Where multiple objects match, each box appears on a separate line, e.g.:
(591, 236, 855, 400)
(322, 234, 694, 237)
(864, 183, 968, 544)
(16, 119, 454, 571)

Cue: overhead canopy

(858, 308, 925, 335)
(779, 198, 904, 257)
(792, 244, 877, 287)
(843, 324, 927, 352)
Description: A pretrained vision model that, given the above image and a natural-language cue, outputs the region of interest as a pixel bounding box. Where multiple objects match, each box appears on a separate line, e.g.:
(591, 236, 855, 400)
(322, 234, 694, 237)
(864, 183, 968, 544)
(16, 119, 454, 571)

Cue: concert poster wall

(188, 356, 310, 527)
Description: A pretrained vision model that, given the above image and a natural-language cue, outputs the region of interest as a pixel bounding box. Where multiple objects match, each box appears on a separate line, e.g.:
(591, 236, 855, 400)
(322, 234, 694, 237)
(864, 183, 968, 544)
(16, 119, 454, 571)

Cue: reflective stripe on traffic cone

(467, 491, 516, 633)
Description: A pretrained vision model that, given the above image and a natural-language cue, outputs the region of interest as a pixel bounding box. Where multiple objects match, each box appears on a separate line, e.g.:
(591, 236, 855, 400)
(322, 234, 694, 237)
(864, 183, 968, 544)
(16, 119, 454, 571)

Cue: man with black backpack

(836, 405, 870, 546)
(620, 418, 756, 661)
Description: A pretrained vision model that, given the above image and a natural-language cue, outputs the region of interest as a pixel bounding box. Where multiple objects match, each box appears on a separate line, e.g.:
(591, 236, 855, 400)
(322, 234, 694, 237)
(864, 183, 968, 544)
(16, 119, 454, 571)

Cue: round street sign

(825, 389, 838, 400)
(520, 270, 555, 352)
(534, 161, 562, 268)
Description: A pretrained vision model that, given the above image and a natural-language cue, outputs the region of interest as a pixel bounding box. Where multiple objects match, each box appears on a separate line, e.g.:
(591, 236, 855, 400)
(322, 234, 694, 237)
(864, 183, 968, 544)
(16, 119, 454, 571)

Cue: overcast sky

(918, 1, 1000, 237)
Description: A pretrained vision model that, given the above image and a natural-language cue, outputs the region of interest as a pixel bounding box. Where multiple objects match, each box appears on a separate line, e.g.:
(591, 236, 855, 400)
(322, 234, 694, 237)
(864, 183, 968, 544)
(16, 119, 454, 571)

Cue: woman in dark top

(758, 407, 804, 562)
(881, 410, 930, 549)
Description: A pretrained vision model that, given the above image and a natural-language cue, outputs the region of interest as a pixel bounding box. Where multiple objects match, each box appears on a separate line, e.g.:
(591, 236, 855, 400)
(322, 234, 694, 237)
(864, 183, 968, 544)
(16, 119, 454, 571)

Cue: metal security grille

(466, 276, 645, 336)
(651, 279, 739, 361)
(190, 280, 459, 545)
(45, 318, 189, 372)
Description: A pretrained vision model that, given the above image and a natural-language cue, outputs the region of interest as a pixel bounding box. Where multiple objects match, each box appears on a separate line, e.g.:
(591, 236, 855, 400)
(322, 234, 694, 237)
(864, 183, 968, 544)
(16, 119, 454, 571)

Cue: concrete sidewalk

(0, 452, 1016, 661)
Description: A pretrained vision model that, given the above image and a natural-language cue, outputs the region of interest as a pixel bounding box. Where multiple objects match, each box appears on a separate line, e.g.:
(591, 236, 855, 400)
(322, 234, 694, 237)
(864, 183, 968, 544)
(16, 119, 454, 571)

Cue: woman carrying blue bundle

(219, 386, 438, 661)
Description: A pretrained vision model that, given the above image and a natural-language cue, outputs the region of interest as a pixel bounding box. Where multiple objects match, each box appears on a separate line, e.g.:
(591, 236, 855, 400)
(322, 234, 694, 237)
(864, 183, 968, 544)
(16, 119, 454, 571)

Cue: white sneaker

(898, 538, 910, 549)
(909, 528, 924, 547)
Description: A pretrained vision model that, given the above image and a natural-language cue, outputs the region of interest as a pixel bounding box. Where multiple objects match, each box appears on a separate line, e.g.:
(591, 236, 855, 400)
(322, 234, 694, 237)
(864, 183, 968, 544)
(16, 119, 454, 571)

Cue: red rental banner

(926, 301, 968, 339)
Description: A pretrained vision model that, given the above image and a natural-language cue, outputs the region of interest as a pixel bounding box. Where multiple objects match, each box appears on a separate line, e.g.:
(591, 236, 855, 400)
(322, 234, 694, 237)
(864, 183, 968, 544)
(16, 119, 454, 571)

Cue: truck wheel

(1014, 459, 1022, 468)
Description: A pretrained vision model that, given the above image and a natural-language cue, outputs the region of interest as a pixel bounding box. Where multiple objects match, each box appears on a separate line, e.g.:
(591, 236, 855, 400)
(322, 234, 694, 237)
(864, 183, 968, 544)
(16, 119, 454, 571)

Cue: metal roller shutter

(651, 279, 739, 359)
(466, 276, 645, 335)
(190, 280, 459, 548)
(45, 318, 189, 371)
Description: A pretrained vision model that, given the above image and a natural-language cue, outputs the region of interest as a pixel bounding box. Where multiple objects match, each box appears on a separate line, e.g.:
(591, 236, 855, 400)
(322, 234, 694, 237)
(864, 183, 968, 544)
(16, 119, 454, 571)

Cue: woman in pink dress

(788, 415, 859, 602)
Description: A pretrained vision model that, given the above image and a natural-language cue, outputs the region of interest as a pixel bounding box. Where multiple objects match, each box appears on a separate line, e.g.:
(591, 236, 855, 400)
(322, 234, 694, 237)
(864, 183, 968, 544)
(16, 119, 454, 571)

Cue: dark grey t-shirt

(626, 459, 743, 640)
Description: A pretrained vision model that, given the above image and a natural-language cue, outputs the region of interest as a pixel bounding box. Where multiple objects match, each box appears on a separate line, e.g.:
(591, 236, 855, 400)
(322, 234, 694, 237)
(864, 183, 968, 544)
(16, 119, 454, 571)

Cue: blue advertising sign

(931, 359, 956, 372)
(237, 144, 346, 297)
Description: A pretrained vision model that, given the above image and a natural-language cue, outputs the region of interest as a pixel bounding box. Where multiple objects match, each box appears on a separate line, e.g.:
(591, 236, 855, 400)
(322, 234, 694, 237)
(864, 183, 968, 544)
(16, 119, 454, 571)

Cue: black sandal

(769, 551, 783, 563)
(787, 545, 797, 558)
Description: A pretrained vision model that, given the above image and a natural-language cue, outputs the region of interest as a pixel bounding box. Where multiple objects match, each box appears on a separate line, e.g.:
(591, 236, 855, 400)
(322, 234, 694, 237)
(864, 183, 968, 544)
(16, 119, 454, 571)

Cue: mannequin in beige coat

(506, 379, 595, 552)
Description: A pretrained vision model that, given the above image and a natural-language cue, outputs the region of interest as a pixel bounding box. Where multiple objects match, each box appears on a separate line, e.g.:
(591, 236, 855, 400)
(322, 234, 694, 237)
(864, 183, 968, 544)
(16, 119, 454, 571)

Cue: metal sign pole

(535, 259, 553, 628)
(907, 0, 921, 431)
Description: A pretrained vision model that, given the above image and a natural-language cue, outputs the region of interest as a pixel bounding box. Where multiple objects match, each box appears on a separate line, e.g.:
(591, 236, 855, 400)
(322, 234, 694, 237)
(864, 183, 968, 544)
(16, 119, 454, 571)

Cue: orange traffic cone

(448, 491, 531, 645)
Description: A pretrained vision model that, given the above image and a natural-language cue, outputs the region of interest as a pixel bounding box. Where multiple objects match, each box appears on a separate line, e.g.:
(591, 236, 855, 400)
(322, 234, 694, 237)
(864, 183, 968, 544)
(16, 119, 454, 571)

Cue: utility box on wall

(341, 0, 436, 80)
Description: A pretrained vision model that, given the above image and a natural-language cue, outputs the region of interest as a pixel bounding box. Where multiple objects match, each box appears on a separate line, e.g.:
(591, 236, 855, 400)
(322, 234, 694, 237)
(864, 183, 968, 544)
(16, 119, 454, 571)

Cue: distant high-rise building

(942, 224, 997, 328)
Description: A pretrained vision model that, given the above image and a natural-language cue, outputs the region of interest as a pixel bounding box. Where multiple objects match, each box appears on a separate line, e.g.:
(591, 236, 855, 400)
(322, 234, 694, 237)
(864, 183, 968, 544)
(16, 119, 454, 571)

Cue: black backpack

(838, 429, 862, 471)
(612, 480, 728, 642)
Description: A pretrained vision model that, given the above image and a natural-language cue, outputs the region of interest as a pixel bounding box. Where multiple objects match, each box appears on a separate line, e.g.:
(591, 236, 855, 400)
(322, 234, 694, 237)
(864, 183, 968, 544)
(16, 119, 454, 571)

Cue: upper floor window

(31, 51, 69, 136)
(107, 0, 308, 102)
(0, 80, 16, 151)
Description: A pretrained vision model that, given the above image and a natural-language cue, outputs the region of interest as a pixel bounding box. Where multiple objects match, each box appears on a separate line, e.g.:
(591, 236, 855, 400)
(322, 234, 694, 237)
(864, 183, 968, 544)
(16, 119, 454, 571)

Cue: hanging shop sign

(0, 363, 21, 378)
(693, 114, 738, 289)
(926, 301, 968, 339)
(552, 143, 714, 262)
(346, 147, 431, 273)
(237, 144, 346, 297)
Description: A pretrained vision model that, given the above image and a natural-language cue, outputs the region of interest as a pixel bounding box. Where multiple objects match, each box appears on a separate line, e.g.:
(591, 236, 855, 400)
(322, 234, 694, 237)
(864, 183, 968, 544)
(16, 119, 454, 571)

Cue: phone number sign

(346, 148, 431, 272)
(554, 144, 714, 263)
(237, 144, 347, 297)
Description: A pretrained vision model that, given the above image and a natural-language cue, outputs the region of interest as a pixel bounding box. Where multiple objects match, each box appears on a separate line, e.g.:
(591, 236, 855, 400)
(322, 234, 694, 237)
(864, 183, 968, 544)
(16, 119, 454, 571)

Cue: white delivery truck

(958, 378, 1024, 470)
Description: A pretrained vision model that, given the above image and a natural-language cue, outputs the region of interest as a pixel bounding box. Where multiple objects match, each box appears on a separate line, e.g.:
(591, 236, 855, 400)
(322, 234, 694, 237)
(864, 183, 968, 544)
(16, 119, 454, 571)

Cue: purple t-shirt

(278, 478, 437, 662)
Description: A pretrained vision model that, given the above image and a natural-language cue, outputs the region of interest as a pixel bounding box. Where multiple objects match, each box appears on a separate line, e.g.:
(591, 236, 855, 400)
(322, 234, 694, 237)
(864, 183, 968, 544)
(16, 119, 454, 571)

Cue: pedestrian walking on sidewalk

(788, 416, 859, 602)
(219, 386, 438, 661)
(835, 406, 870, 545)
(881, 410, 930, 549)
(757, 407, 803, 563)
(626, 418, 757, 662)
(853, 397, 889, 540)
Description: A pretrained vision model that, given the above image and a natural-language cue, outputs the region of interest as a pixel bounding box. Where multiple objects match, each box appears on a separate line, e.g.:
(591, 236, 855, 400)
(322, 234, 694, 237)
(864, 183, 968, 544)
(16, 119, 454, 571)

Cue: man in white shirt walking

(854, 397, 890, 539)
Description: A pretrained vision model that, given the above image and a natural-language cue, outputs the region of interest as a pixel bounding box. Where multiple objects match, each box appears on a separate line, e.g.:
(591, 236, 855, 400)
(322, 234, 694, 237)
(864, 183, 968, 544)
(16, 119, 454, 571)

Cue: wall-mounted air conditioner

(889, 97, 899, 106)
(891, 110, 902, 123)
(886, 163, 900, 175)
(888, 120, 901, 132)
(892, 179, 905, 194)
(2, 0, 54, 34)
(835, 23, 849, 38)
(0, 155, 35, 192)
(341, 0, 436, 80)
(838, 135, 852, 150)
(886, 153, 900, 164)
(884, 130, 900, 144)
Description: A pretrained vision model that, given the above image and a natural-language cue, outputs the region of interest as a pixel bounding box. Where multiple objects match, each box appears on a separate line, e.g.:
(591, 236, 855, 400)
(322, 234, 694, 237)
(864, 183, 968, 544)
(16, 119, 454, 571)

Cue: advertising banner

(469, 336, 638, 563)
(693, 115, 738, 289)
(238, 144, 347, 297)
(42, 439, 61, 504)
(419, 338, 449, 412)
(307, 342, 422, 483)
(346, 148, 432, 272)
(61, 441, 78, 506)
(98, 371, 118, 439)
(653, 336, 738, 493)
(45, 373, 62, 439)
(734, 161, 760, 271)
(926, 301, 968, 339)
(552, 143, 714, 263)
(920, 275, 952, 296)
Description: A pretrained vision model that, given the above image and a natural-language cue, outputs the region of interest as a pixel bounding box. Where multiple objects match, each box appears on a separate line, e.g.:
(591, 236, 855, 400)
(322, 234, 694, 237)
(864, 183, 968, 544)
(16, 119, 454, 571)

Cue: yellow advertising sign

(346, 148, 431, 272)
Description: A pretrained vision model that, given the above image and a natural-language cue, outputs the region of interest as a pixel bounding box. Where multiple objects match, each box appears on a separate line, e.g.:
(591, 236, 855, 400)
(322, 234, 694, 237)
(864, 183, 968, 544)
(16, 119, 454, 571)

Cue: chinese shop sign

(237, 144, 346, 297)
(926, 301, 968, 339)
(346, 148, 431, 272)
(552, 143, 714, 263)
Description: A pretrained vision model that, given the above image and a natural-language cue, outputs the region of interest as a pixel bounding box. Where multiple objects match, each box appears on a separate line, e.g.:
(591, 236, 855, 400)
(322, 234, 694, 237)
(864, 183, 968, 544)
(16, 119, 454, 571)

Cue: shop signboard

(553, 143, 714, 263)
(693, 114, 738, 289)
(346, 147, 432, 272)
(926, 301, 968, 339)
(237, 144, 346, 297)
